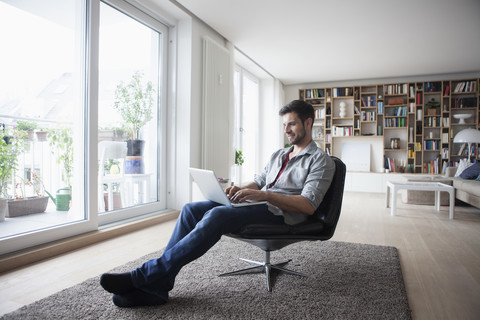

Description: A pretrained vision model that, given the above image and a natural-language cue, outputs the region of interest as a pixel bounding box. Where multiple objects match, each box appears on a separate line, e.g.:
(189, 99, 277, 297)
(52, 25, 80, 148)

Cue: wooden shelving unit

(299, 78, 480, 174)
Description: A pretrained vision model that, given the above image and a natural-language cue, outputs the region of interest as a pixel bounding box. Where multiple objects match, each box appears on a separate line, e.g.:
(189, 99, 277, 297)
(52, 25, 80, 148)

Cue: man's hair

(279, 100, 315, 128)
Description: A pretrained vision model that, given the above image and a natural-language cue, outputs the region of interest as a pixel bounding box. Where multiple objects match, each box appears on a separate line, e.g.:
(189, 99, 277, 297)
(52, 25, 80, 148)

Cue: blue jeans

(130, 201, 286, 299)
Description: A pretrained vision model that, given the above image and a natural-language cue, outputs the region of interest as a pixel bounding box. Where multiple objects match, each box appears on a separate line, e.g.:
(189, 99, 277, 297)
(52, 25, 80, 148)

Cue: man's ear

(305, 117, 313, 130)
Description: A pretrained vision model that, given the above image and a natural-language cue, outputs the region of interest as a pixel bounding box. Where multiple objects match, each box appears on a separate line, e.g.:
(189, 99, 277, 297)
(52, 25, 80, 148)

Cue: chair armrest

(445, 166, 457, 178)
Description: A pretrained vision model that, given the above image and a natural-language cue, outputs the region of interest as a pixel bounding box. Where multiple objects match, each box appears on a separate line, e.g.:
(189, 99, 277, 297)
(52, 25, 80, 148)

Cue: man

(100, 100, 335, 307)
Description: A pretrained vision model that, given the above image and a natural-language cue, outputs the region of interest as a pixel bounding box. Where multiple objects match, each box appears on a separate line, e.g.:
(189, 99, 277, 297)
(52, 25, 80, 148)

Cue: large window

(0, 0, 169, 254)
(233, 67, 260, 184)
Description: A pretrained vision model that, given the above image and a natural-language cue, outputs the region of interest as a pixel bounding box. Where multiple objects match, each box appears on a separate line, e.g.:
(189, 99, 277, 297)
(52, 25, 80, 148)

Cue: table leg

(386, 183, 391, 208)
(435, 190, 440, 211)
(449, 190, 454, 220)
(391, 185, 397, 216)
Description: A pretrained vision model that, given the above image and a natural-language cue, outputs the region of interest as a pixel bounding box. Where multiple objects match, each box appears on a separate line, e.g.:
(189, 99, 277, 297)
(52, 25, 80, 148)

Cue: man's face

(282, 112, 308, 145)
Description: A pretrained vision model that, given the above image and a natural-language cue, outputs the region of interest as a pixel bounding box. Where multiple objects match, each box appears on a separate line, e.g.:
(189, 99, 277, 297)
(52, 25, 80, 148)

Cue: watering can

(45, 188, 71, 211)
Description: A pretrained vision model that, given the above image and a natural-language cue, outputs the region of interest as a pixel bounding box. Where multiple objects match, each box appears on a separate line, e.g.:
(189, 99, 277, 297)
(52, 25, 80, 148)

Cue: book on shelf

(444, 85, 450, 96)
(454, 81, 477, 93)
(354, 105, 360, 114)
(442, 117, 450, 127)
(423, 155, 440, 174)
(416, 92, 422, 104)
(305, 89, 324, 99)
(441, 148, 449, 158)
(361, 96, 376, 107)
(423, 140, 440, 150)
(332, 125, 353, 136)
(409, 85, 415, 98)
(441, 133, 449, 144)
(385, 117, 407, 127)
(361, 111, 376, 121)
(385, 83, 408, 95)
(332, 87, 352, 97)
(377, 101, 383, 114)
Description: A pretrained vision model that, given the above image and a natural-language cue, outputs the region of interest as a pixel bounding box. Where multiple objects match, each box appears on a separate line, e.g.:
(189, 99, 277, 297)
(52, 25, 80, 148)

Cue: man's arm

(227, 188, 315, 215)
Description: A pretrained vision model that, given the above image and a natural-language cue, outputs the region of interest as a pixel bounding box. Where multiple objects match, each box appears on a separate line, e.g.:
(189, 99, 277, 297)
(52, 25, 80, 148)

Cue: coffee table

(385, 181, 455, 219)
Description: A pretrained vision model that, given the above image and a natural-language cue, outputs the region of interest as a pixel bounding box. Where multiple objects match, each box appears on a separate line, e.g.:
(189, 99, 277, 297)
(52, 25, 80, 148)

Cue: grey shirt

(254, 140, 336, 225)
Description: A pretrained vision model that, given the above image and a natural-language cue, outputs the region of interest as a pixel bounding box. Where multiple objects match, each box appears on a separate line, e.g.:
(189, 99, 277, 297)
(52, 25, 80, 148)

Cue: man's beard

(289, 128, 306, 145)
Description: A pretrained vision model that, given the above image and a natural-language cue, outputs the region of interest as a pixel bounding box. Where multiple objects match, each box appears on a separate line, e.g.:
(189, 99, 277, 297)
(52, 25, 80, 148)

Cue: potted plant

(113, 71, 154, 174)
(426, 98, 440, 115)
(0, 127, 25, 219)
(36, 127, 48, 142)
(7, 173, 49, 217)
(16, 120, 37, 140)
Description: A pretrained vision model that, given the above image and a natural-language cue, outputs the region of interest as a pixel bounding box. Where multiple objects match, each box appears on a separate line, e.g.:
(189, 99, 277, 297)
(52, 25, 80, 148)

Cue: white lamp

(453, 128, 480, 162)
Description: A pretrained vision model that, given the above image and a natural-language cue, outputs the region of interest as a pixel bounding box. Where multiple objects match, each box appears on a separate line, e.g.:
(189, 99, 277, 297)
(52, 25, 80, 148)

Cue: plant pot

(125, 156, 145, 174)
(104, 193, 122, 211)
(126, 139, 145, 156)
(6, 196, 49, 217)
(0, 198, 7, 222)
(36, 131, 48, 141)
(26, 131, 35, 140)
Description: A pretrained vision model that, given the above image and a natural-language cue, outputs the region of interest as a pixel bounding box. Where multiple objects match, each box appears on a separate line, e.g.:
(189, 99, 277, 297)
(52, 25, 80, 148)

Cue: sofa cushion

(459, 162, 480, 179)
(453, 178, 480, 197)
(455, 159, 473, 177)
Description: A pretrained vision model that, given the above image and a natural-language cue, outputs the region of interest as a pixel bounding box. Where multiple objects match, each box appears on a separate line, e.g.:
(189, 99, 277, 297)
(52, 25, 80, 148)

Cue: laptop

(189, 168, 267, 207)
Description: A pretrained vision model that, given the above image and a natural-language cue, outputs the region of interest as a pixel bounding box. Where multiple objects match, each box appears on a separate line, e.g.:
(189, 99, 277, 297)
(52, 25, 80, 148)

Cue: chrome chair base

(218, 250, 309, 292)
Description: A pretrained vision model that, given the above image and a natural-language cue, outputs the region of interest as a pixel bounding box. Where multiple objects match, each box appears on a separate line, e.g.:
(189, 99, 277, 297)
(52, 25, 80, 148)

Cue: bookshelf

(299, 78, 480, 174)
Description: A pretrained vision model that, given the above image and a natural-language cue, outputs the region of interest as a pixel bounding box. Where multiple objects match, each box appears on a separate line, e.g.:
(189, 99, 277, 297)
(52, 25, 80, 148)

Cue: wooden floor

(1, 192, 480, 319)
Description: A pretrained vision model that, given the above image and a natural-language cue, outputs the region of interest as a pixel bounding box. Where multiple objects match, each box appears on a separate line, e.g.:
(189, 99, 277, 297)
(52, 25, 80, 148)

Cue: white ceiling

(175, 0, 480, 85)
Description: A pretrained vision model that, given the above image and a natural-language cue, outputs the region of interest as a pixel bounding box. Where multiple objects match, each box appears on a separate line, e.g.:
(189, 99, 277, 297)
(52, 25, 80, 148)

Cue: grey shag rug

(1, 238, 411, 319)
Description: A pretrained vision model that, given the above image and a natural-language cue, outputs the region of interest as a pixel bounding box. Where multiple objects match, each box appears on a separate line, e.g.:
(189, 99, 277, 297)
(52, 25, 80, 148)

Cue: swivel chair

(219, 156, 346, 291)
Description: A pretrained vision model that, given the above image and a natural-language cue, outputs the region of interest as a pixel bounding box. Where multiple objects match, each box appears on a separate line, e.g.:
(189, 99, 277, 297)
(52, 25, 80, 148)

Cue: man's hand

(228, 188, 265, 203)
(225, 182, 261, 203)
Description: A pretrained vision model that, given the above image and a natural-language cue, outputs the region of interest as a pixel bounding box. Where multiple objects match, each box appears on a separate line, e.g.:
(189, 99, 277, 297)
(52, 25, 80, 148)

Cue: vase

(339, 102, 346, 118)
(126, 140, 145, 174)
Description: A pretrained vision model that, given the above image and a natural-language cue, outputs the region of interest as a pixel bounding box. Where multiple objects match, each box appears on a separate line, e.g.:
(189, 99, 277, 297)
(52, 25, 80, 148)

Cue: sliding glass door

(97, 1, 167, 224)
(0, 0, 168, 254)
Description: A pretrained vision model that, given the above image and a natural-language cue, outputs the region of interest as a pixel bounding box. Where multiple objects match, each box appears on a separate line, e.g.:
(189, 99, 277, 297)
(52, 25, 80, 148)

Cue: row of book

(377, 101, 384, 114)
(386, 106, 408, 117)
(453, 97, 477, 109)
(305, 89, 324, 99)
(384, 157, 407, 173)
(385, 117, 407, 127)
(424, 140, 440, 150)
(332, 87, 353, 97)
(457, 143, 477, 156)
(424, 82, 442, 93)
(384, 84, 409, 95)
(332, 126, 353, 136)
(361, 111, 376, 121)
(424, 117, 441, 127)
(453, 81, 477, 93)
(424, 156, 441, 174)
(361, 95, 376, 107)
(314, 108, 325, 120)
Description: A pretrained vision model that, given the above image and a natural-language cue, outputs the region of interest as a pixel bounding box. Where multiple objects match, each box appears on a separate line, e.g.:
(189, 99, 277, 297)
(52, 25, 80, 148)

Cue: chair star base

(218, 250, 309, 292)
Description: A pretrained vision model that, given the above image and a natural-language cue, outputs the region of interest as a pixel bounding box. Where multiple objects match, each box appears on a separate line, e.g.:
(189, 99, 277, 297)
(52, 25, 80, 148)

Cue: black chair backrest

(312, 156, 346, 237)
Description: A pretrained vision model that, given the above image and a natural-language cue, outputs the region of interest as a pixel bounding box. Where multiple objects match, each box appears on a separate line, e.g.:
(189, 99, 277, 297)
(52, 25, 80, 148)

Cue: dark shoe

(100, 272, 135, 295)
(112, 289, 168, 308)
